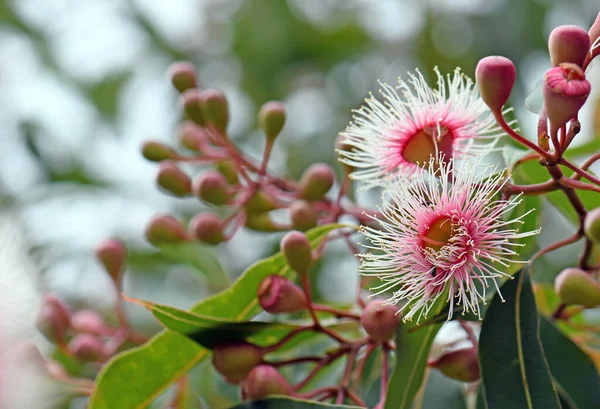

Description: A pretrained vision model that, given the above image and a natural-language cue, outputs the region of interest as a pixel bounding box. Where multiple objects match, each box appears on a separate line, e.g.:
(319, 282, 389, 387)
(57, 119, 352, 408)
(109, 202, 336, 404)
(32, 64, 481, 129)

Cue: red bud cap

(193, 170, 230, 206)
(145, 214, 189, 246)
(259, 101, 286, 142)
(289, 200, 318, 232)
(241, 365, 292, 400)
(141, 140, 178, 162)
(181, 89, 206, 126)
(298, 163, 335, 201)
(360, 300, 399, 342)
(428, 347, 481, 382)
(543, 63, 591, 130)
(188, 213, 225, 245)
(212, 341, 264, 384)
(200, 89, 229, 133)
(548, 25, 590, 67)
(157, 161, 192, 197)
(584, 207, 600, 244)
(168, 61, 198, 93)
(71, 310, 108, 336)
(555, 267, 600, 308)
(69, 334, 105, 362)
(258, 275, 307, 314)
(281, 231, 312, 273)
(179, 121, 208, 152)
(36, 294, 71, 343)
(475, 56, 516, 113)
(95, 238, 126, 281)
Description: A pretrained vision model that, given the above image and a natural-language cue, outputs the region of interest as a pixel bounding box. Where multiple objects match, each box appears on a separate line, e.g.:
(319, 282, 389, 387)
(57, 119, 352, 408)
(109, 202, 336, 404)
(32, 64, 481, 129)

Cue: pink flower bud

(71, 310, 108, 336)
(245, 212, 285, 233)
(193, 170, 230, 206)
(36, 294, 71, 343)
(69, 334, 105, 362)
(200, 89, 229, 133)
(216, 160, 239, 185)
(548, 25, 590, 67)
(428, 347, 480, 382)
(289, 200, 318, 232)
(156, 161, 192, 197)
(145, 214, 189, 246)
(257, 275, 307, 314)
(360, 300, 399, 343)
(584, 207, 600, 244)
(168, 61, 198, 93)
(475, 56, 516, 113)
(543, 63, 591, 130)
(181, 89, 205, 126)
(212, 341, 264, 384)
(555, 267, 600, 308)
(141, 140, 178, 162)
(241, 365, 292, 400)
(259, 101, 286, 142)
(298, 163, 335, 201)
(95, 238, 126, 281)
(179, 121, 208, 152)
(188, 213, 225, 245)
(281, 231, 313, 273)
(590, 13, 600, 60)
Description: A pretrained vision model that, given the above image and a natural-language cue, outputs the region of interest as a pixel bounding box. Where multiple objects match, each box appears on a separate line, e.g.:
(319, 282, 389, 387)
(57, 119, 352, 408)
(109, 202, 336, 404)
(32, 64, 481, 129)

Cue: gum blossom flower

(358, 156, 539, 322)
(337, 68, 508, 189)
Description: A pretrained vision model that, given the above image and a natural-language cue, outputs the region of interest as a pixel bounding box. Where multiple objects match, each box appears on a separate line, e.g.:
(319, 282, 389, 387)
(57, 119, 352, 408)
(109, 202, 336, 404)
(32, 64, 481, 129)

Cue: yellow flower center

(421, 216, 454, 251)
(402, 125, 454, 170)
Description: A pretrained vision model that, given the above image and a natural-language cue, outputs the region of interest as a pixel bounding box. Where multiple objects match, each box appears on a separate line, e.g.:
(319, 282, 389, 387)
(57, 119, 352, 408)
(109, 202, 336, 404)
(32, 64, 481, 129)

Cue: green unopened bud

(189, 213, 225, 245)
(428, 347, 480, 382)
(555, 267, 600, 308)
(95, 238, 126, 281)
(141, 140, 178, 162)
(258, 275, 307, 314)
(145, 214, 189, 246)
(289, 200, 318, 231)
(168, 61, 198, 93)
(157, 161, 192, 197)
(71, 310, 108, 336)
(241, 365, 292, 400)
(475, 56, 516, 113)
(548, 25, 590, 67)
(360, 300, 399, 343)
(281, 231, 312, 273)
(584, 207, 600, 244)
(212, 341, 264, 384)
(193, 171, 230, 206)
(200, 89, 229, 133)
(259, 101, 286, 142)
(298, 163, 335, 201)
(216, 160, 239, 185)
(245, 191, 278, 213)
(179, 121, 208, 152)
(245, 212, 285, 232)
(181, 89, 205, 126)
(36, 294, 71, 344)
(69, 334, 105, 362)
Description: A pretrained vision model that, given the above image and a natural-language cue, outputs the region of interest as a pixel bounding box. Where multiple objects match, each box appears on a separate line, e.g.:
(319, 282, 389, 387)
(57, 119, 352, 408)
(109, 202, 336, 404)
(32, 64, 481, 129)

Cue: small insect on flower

(337, 68, 509, 189)
(358, 156, 539, 322)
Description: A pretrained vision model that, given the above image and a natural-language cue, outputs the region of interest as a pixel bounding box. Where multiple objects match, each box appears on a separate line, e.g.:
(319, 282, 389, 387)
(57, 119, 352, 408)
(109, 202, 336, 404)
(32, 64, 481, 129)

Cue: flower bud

(241, 365, 292, 400)
(179, 121, 208, 152)
(69, 334, 105, 362)
(95, 238, 126, 281)
(181, 89, 205, 126)
(245, 212, 285, 232)
(36, 294, 71, 343)
(168, 61, 198, 93)
(555, 267, 600, 308)
(289, 200, 318, 232)
(360, 300, 399, 343)
(543, 63, 591, 130)
(141, 140, 178, 162)
(212, 341, 264, 384)
(145, 214, 189, 246)
(281, 231, 312, 273)
(71, 310, 107, 336)
(188, 213, 225, 245)
(298, 163, 335, 201)
(590, 13, 600, 58)
(258, 275, 307, 314)
(584, 207, 600, 244)
(475, 56, 516, 113)
(193, 170, 230, 206)
(245, 191, 278, 213)
(156, 161, 192, 197)
(548, 25, 590, 67)
(335, 134, 355, 174)
(428, 347, 481, 382)
(259, 101, 286, 142)
(216, 160, 239, 185)
(200, 89, 229, 133)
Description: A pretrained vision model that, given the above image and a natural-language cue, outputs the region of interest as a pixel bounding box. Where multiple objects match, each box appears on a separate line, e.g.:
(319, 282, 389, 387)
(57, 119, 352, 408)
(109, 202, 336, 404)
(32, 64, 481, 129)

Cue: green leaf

(539, 316, 600, 409)
(564, 140, 600, 158)
(479, 268, 561, 409)
(226, 397, 361, 409)
(89, 224, 345, 409)
(419, 369, 467, 409)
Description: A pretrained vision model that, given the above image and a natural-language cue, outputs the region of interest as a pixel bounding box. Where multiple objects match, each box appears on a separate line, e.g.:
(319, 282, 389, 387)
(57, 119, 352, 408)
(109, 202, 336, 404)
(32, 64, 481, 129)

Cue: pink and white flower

(358, 156, 539, 322)
(338, 68, 507, 188)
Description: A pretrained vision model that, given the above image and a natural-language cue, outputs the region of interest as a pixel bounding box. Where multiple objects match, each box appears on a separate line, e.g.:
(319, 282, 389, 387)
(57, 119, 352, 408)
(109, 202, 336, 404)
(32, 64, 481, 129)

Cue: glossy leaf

(419, 369, 467, 409)
(479, 268, 561, 409)
(227, 397, 361, 409)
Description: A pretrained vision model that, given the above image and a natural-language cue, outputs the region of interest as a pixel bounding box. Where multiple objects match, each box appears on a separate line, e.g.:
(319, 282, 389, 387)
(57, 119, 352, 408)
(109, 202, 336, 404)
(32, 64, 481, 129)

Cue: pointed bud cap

(95, 238, 126, 281)
(200, 89, 229, 133)
(241, 365, 292, 400)
(179, 121, 208, 152)
(156, 161, 192, 197)
(555, 267, 600, 308)
(298, 163, 335, 201)
(548, 25, 590, 67)
(69, 334, 105, 362)
(584, 207, 600, 244)
(360, 300, 399, 343)
(193, 170, 230, 206)
(145, 214, 189, 246)
(189, 213, 225, 245)
(258, 275, 307, 314)
(281, 231, 312, 273)
(428, 347, 481, 382)
(289, 200, 318, 232)
(245, 212, 285, 232)
(216, 160, 239, 185)
(141, 140, 178, 162)
(71, 310, 108, 336)
(181, 89, 205, 126)
(168, 61, 198, 93)
(259, 101, 286, 142)
(475, 56, 516, 113)
(36, 294, 71, 343)
(543, 63, 591, 130)
(212, 341, 264, 384)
